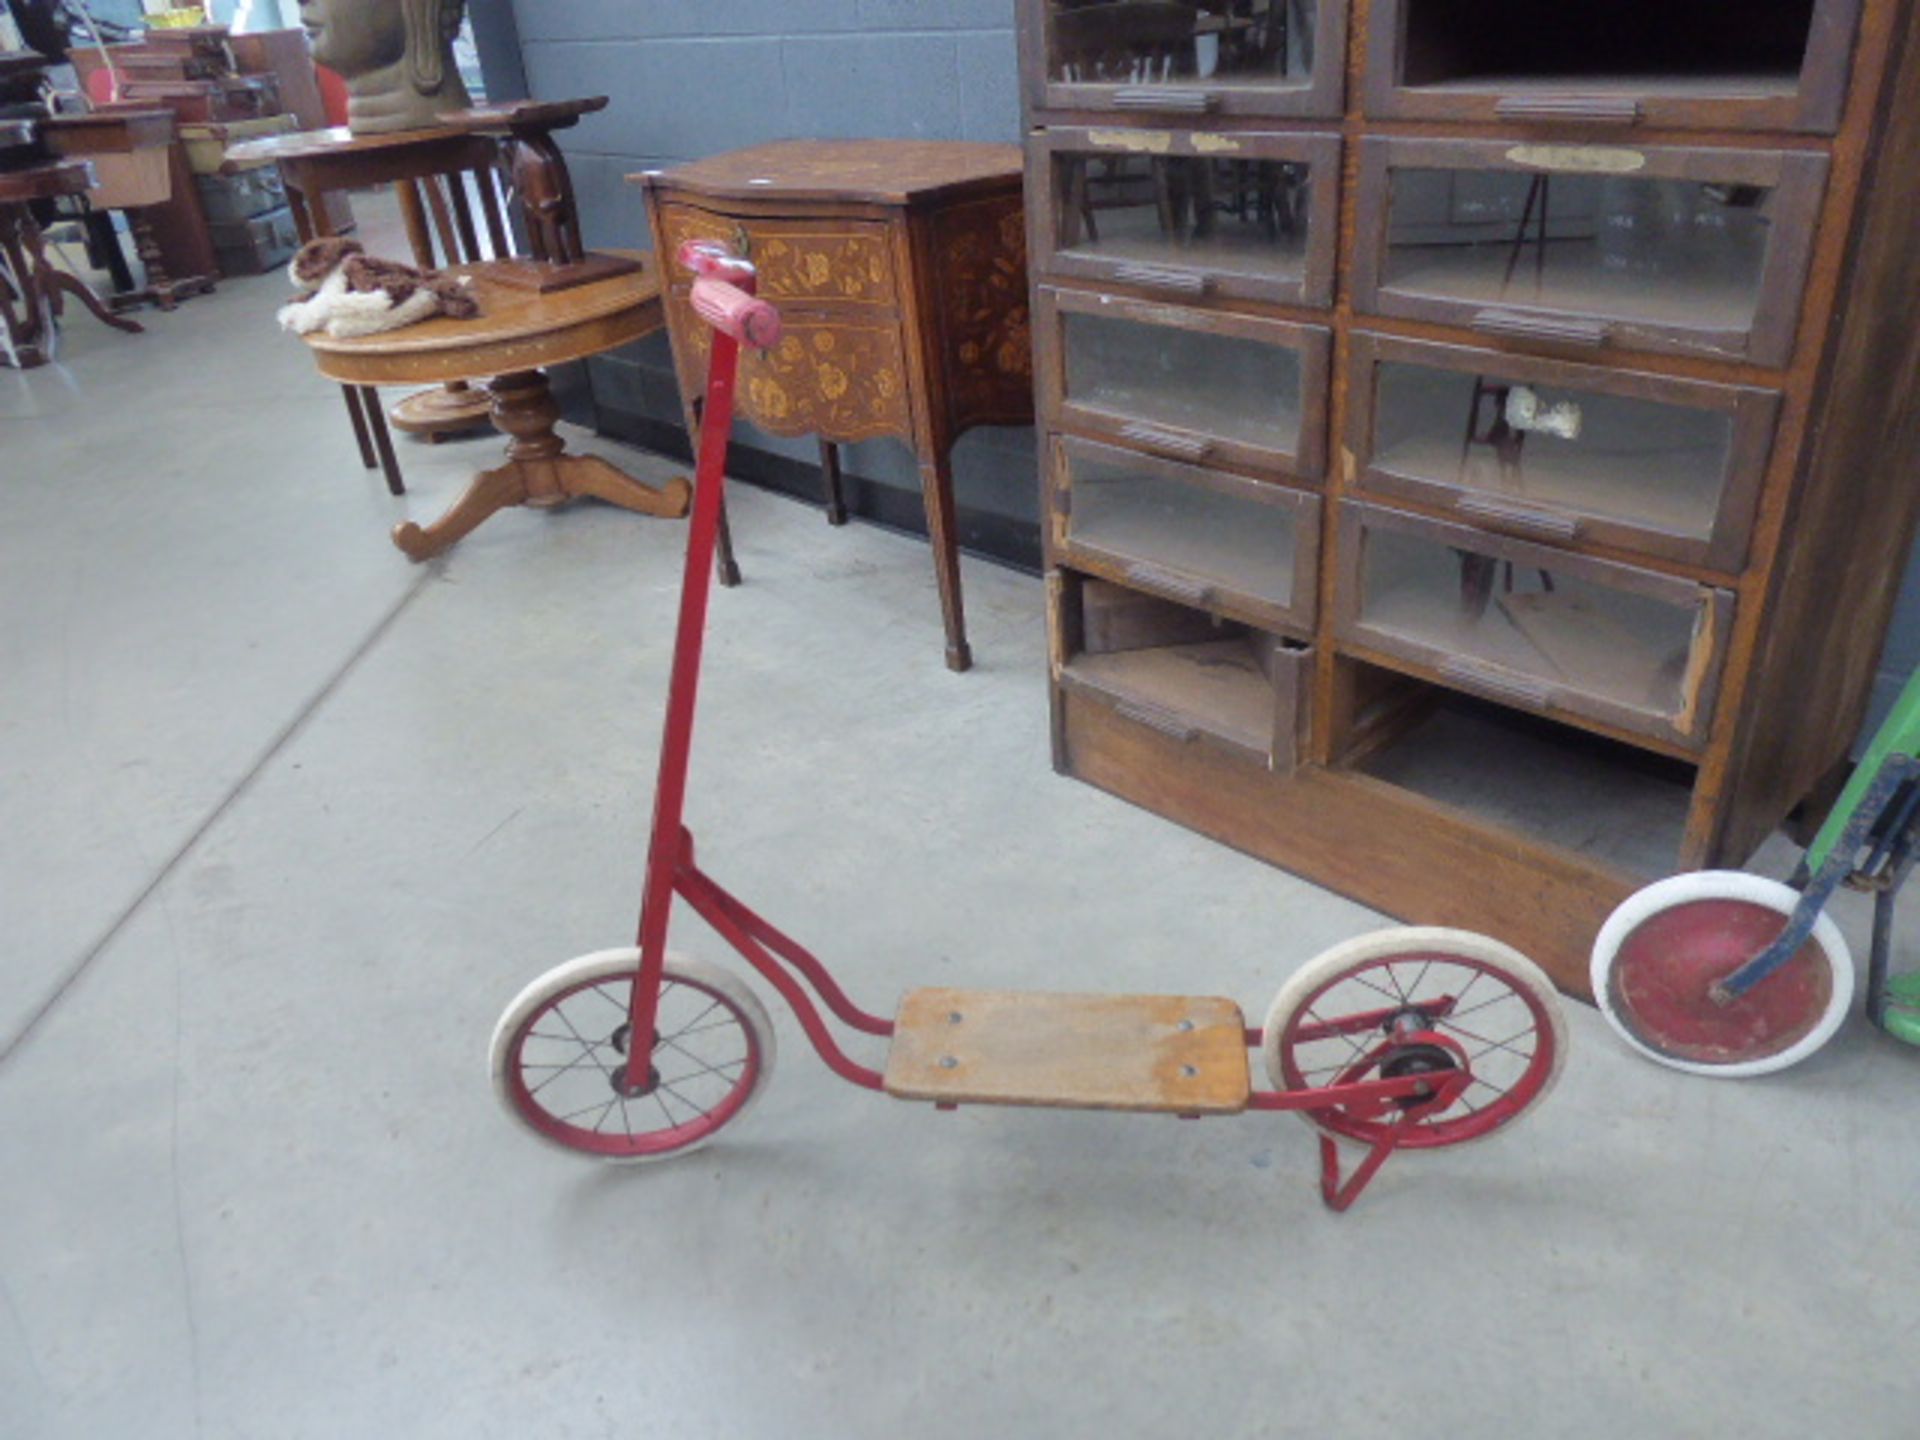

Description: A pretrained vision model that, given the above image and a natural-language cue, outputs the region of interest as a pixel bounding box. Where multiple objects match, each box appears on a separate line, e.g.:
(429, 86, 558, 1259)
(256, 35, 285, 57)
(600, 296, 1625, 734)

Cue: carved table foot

(389, 367, 691, 562)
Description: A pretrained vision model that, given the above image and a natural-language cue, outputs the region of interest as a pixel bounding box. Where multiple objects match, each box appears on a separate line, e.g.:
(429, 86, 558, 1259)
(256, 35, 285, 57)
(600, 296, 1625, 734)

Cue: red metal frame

(618, 243, 1494, 1211)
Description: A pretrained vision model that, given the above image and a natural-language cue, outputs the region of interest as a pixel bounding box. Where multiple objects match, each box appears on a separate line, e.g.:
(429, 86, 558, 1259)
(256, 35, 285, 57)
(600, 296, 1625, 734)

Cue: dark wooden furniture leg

(818, 438, 849, 526)
(392, 368, 691, 562)
(918, 445, 972, 673)
(341, 382, 378, 468)
(107, 207, 215, 314)
(364, 387, 405, 496)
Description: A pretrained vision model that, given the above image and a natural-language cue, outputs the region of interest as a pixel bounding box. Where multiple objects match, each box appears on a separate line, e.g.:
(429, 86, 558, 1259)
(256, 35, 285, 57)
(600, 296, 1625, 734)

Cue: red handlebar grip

(676, 239, 758, 287)
(691, 276, 783, 350)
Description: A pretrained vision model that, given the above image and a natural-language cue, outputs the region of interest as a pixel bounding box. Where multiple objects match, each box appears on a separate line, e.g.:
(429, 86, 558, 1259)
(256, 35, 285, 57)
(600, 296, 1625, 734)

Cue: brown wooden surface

(884, 987, 1251, 1113)
(0, 159, 94, 204)
(1059, 687, 1634, 999)
(641, 139, 1022, 208)
(304, 254, 663, 385)
(1018, 0, 1920, 998)
(39, 110, 177, 156)
(639, 142, 1035, 671)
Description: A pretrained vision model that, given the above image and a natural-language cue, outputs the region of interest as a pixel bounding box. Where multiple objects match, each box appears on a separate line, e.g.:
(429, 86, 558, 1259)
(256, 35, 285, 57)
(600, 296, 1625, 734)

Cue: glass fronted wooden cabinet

(1022, 0, 1920, 997)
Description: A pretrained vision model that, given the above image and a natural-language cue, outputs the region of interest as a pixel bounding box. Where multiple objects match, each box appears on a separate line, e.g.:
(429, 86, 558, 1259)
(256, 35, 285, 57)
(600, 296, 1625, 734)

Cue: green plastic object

(1808, 665, 1920, 874)
(1882, 974, 1920, 1048)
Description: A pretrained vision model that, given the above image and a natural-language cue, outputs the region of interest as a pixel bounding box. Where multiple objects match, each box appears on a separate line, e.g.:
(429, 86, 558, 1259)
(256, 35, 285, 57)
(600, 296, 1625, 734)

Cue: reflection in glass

(1383, 169, 1772, 334)
(1068, 450, 1300, 610)
(1046, 0, 1317, 89)
(1373, 362, 1735, 542)
(1057, 154, 1313, 281)
(1357, 523, 1701, 716)
(1065, 310, 1304, 453)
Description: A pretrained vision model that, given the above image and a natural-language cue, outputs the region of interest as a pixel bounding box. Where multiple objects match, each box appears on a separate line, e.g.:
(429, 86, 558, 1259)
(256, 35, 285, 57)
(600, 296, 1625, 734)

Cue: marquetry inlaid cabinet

(638, 141, 1033, 673)
(1021, 0, 1920, 995)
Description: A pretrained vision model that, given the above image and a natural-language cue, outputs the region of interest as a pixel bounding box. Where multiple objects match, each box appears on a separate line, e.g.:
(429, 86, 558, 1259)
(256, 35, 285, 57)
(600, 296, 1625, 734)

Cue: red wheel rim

(506, 972, 761, 1158)
(1605, 898, 1834, 1066)
(1277, 951, 1558, 1147)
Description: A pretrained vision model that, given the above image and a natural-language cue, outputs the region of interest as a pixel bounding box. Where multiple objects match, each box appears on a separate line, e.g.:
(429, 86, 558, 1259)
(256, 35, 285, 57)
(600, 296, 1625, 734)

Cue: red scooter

(489, 243, 1569, 1211)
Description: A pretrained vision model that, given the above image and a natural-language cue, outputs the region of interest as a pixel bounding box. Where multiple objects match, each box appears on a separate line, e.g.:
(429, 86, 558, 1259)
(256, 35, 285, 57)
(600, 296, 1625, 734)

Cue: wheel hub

(607, 1023, 660, 1096)
(1379, 1040, 1459, 1110)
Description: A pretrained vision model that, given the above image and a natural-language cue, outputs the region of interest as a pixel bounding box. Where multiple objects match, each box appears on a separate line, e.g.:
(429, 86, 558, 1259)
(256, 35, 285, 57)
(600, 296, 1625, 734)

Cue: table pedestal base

(391, 368, 691, 562)
(389, 380, 495, 441)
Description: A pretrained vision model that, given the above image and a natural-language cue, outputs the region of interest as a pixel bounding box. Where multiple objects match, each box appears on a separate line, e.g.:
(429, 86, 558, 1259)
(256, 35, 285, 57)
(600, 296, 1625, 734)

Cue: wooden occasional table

(637, 140, 1034, 673)
(301, 253, 689, 561)
(0, 156, 144, 369)
(229, 121, 506, 496)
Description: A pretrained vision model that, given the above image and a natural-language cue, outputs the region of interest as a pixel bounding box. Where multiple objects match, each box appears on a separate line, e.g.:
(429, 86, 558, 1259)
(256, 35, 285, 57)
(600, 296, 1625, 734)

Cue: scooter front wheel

(1263, 927, 1568, 1149)
(1591, 871, 1853, 1077)
(491, 948, 777, 1161)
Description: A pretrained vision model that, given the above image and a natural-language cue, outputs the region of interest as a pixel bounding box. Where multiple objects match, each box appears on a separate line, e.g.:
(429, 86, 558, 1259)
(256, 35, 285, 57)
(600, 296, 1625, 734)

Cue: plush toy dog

(276, 237, 479, 339)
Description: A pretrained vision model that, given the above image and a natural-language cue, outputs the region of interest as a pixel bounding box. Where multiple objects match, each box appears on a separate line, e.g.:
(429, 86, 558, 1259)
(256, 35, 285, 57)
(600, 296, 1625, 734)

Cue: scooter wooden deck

(883, 987, 1251, 1114)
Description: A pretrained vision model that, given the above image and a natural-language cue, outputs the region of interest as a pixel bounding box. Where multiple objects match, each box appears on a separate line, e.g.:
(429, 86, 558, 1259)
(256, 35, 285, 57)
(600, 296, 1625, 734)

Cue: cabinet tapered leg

(918, 447, 971, 673)
(818, 438, 848, 526)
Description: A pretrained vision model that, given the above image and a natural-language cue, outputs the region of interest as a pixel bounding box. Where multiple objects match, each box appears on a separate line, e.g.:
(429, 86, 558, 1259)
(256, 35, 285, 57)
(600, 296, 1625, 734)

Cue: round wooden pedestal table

(301, 252, 690, 561)
(0, 157, 145, 369)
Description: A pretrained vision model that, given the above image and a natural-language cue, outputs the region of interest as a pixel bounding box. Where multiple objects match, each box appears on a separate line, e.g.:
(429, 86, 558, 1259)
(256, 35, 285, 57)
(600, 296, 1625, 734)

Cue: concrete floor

(4, 226, 1919, 1440)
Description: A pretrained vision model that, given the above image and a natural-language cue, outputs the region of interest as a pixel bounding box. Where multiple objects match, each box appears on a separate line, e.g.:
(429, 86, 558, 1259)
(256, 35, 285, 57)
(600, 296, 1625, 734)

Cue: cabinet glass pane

(1356, 523, 1703, 717)
(1394, 0, 1816, 102)
(1064, 310, 1304, 453)
(1382, 168, 1773, 336)
(1045, 0, 1318, 91)
(1373, 361, 1736, 542)
(1067, 450, 1300, 611)
(1056, 153, 1315, 282)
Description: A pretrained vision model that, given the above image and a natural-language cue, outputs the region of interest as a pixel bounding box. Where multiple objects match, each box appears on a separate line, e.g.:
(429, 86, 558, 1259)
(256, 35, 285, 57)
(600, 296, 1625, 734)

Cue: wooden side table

(300, 254, 689, 561)
(0, 157, 144, 369)
(636, 140, 1033, 673)
(229, 121, 506, 496)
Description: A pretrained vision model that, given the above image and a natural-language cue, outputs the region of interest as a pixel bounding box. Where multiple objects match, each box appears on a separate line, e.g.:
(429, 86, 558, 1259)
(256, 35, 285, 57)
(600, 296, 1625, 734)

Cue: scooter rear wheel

(1591, 871, 1853, 1077)
(1263, 927, 1567, 1148)
(491, 948, 776, 1161)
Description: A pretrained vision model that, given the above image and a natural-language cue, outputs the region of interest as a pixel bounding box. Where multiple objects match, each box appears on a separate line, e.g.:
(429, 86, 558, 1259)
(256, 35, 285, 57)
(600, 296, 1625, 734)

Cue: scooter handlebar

(690, 275, 783, 351)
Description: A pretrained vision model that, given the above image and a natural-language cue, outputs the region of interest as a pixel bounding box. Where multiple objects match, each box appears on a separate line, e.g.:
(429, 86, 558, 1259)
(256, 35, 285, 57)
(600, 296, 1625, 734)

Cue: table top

(302, 252, 664, 386)
(40, 109, 177, 156)
(228, 97, 611, 166)
(228, 122, 477, 165)
(0, 158, 94, 205)
(635, 139, 1024, 208)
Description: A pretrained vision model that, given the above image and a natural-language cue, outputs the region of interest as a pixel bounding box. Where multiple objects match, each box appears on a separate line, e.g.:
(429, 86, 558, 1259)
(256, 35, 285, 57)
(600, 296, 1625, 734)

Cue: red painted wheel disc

(1604, 898, 1835, 1067)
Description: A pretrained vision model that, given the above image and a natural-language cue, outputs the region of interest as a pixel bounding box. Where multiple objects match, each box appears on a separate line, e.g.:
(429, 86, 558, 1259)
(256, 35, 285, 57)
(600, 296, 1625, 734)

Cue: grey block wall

(501, 0, 1036, 553)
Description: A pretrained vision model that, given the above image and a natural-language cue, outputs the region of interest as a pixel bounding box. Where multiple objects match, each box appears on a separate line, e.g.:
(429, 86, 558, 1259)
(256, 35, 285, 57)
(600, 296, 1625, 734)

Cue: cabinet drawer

(1022, 0, 1347, 121)
(1347, 333, 1779, 572)
(1029, 126, 1340, 308)
(1052, 435, 1320, 635)
(1352, 138, 1828, 366)
(1040, 285, 1329, 477)
(658, 203, 898, 308)
(1362, 0, 1862, 135)
(1334, 501, 1733, 749)
(665, 290, 913, 443)
(1054, 571, 1312, 771)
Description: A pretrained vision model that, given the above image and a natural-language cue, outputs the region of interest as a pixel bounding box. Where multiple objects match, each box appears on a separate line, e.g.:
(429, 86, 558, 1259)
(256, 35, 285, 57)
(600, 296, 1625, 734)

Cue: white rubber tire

(1591, 870, 1853, 1078)
(1263, 926, 1570, 1146)
(490, 947, 777, 1162)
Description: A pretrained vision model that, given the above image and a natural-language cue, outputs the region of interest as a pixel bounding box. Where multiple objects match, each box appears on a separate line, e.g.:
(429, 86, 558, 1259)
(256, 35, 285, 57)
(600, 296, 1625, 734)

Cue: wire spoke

(1381, 963, 1410, 1002)
(529, 1045, 609, 1097)
(590, 983, 630, 1017)
(1345, 973, 1404, 1006)
(1301, 1005, 1374, 1064)
(659, 1034, 747, 1082)
(659, 1078, 715, 1121)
